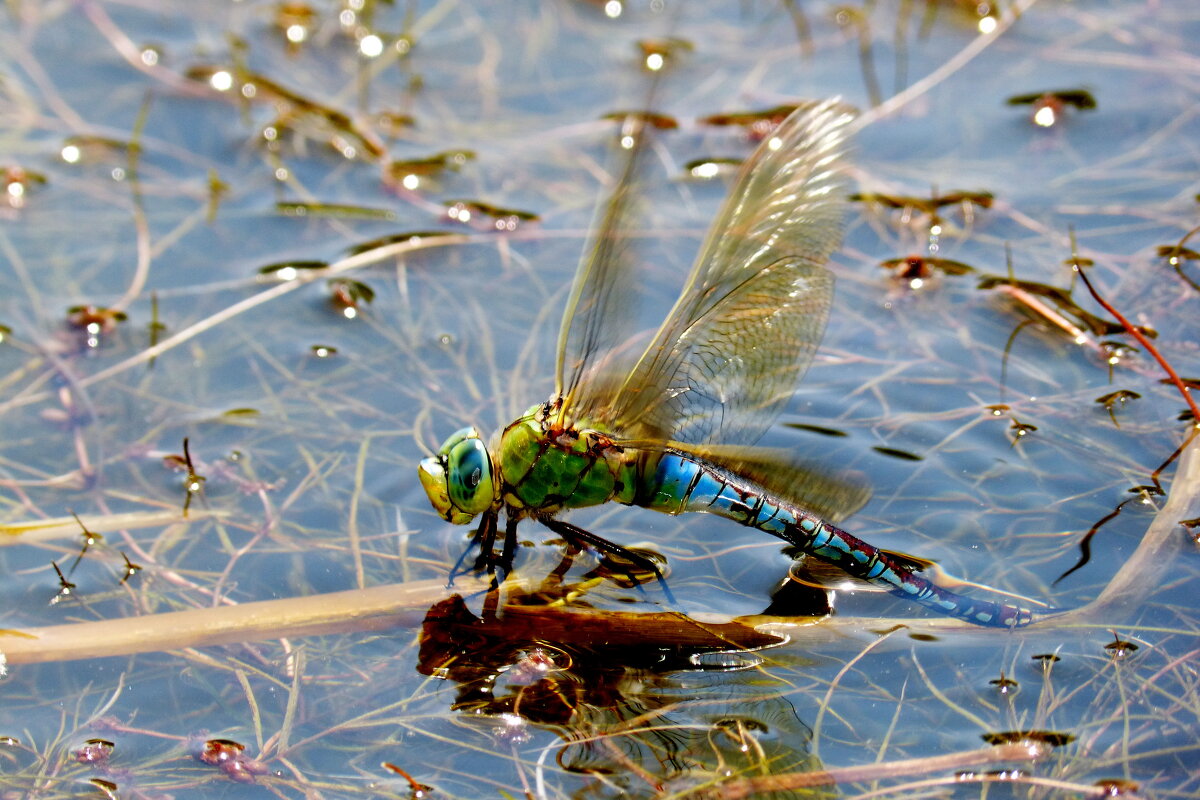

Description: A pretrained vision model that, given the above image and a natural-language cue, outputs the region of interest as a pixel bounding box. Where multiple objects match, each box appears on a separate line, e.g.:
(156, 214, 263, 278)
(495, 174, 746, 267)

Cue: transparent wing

(553, 115, 657, 419)
(567, 99, 853, 446)
(618, 441, 871, 522)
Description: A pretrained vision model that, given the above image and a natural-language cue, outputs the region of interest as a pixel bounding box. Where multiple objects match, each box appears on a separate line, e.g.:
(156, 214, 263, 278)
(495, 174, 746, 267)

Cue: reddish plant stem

(1071, 262, 1200, 423)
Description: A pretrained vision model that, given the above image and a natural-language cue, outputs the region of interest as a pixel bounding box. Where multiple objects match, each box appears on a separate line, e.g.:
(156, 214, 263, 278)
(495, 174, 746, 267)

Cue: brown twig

(682, 743, 1050, 799)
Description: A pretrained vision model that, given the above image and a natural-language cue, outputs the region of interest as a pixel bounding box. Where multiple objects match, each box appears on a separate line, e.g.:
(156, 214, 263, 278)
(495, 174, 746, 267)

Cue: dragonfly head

(418, 426, 498, 524)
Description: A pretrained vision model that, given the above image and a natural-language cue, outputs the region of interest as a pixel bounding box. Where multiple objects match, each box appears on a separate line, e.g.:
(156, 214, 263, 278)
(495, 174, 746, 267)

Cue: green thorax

(495, 403, 648, 513)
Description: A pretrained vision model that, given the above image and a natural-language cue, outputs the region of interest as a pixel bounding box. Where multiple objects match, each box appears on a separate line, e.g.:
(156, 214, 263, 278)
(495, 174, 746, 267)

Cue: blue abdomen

(636, 452, 1032, 628)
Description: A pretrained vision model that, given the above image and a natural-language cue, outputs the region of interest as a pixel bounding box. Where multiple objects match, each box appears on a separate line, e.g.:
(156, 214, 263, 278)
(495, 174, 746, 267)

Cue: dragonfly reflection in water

(419, 100, 1034, 627)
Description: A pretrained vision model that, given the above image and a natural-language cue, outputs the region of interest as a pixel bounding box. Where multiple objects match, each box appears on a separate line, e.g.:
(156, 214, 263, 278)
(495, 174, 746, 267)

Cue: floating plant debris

(2, 166, 46, 209)
(984, 404, 1009, 416)
(636, 36, 692, 71)
(700, 103, 805, 139)
(49, 560, 76, 605)
(1093, 779, 1140, 796)
(1006, 88, 1096, 127)
(1156, 243, 1200, 292)
(981, 730, 1075, 748)
(1101, 341, 1139, 373)
(955, 0, 1001, 32)
(386, 149, 475, 189)
(374, 110, 416, 135)
(978, 275, 1152, 339)
(684, 156, 743, 179)
(872, 446, 923, 461)
(69, 511, 102, 570)
(1104, 632, 1139, 659)
(274, 1, 317, 48)
(276, 201, 397, 220)
(88, 779, 119, 800)
(67, 305, 127, 333)
(119, 551, 142, 584)
(601, 109, 680, 130)
(784, 422, 849, 437)
(328, 278, 375, 317)
(1009, 419, 1037, 444)
(1181, 517, 1200, 546)
(1031, 653, 1062, 666)
(989, 672, 1019, 695)
(310, 344, 338, 358)
(444, 199, 539, 230)
(60, 135, 138, 164)
(1156, 244, 1199, 265)
(880, 255, 976, 277)
(186, 65, 385, 159)
(257, 259, 329, 279)
(880, 254, 976, 288)
(346, 230, 456, 255)
(1095, 390, 1140, 426)
(163, 438, 206, 517)
(195, 738, 270, 783)
(74, 738, 115, 765)
(0, 323, 10, 343)
(852, 189, 993, 215)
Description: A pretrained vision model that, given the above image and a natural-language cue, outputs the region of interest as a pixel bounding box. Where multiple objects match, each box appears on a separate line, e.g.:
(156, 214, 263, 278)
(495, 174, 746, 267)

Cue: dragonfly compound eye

(446, 436, 495, 516)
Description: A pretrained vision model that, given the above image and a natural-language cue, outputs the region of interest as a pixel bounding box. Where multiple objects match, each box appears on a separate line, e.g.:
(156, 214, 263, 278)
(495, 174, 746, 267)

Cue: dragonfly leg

(470, 509, 500, 573)
(498, 514, 519, 574)
(538, 516, 677, 606)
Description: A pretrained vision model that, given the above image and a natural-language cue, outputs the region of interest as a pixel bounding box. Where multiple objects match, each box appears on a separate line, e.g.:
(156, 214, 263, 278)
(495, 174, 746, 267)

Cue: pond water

(2, 1, 1198, 798)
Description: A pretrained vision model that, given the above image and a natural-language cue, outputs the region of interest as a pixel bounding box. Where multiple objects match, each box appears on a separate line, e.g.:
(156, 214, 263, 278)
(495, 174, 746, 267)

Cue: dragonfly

(419, 100, 1034, 628)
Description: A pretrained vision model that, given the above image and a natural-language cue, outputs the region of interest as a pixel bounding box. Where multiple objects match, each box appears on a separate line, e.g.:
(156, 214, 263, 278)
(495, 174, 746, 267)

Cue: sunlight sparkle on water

(61, 145, 81, 163)
(209, 70, 233, 92)
(604, 0, 622, 18)
(1034, 105, 1057, 127)
(978, 15, 998, 34)
(286, 24, 308, 43)
(359, 35, 384, 58)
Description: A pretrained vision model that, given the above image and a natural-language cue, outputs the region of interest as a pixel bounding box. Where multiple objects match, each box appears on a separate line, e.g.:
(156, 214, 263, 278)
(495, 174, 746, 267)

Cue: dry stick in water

(4, 434, 1197, 663)
(686, 743, 1062, 800)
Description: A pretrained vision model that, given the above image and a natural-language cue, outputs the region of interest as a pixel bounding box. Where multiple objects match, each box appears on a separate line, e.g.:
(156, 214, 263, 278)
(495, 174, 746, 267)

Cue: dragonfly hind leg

(538, 517, 677, 606)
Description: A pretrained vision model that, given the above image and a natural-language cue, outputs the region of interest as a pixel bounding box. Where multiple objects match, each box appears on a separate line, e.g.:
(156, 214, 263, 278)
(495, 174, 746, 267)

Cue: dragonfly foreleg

(470, 509, 499, 573)
(499, 514, 519, 573)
